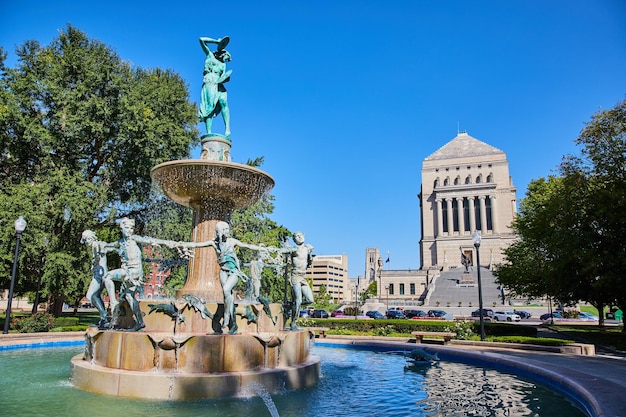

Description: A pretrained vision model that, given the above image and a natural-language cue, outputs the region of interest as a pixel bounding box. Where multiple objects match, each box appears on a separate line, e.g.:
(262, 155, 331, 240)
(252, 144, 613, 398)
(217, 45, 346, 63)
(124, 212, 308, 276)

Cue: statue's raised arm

(198, 36, 232, 137)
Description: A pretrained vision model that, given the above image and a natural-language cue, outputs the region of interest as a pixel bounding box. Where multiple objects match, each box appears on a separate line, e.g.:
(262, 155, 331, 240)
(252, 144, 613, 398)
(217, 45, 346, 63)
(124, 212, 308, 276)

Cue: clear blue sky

(2, 1, 625, 277)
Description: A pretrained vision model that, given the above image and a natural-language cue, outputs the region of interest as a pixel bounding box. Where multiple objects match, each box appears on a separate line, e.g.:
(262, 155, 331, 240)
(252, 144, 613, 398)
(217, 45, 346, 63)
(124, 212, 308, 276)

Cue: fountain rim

(0, 335, 602, 415)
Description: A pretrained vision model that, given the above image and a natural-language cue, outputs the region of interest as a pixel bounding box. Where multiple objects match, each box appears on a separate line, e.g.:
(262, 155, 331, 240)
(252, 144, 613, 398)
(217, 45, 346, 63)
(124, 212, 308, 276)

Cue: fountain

(70, 36, 320, 400)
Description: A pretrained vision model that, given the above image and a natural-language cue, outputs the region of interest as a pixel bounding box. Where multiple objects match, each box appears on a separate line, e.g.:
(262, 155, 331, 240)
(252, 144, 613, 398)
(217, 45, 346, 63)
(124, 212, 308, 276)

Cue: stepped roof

(425, 132, 505, 161)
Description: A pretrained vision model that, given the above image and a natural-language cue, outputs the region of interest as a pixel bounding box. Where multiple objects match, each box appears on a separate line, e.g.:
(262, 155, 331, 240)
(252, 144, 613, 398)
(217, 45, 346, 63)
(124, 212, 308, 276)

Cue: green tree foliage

(314, 284, 332, 306)
(0, 26, 198, 315)
(495, 99, 625, 326)
(363, 281, 377, 302)
(562, 98, 626, 322)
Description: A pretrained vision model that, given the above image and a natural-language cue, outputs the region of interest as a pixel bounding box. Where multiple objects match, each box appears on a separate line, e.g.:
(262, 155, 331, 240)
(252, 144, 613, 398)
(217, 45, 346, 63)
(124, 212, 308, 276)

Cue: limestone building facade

(306, 254, 350, 304)
(419, 132, 517, 270)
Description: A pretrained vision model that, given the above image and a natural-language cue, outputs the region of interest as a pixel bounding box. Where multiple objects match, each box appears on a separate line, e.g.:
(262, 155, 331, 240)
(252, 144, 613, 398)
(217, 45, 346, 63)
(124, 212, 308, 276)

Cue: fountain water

(2, 344, 588, 416)
(70, 36, 320, 400)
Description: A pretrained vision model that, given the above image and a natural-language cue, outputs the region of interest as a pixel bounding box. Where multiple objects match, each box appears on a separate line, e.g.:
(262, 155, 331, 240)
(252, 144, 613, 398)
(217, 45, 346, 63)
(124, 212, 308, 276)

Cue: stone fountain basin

(151, 160, 275, 209)
(70, 301, 320, 400)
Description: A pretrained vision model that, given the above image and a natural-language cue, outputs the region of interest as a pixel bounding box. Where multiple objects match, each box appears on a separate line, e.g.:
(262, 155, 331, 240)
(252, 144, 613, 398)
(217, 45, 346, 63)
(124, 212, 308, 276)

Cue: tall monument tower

(419, 132, 517, 270)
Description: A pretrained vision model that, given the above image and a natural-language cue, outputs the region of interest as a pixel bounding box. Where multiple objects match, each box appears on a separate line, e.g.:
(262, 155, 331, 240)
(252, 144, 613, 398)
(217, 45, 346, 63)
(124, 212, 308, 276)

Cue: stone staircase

(424, 267, 504, 308)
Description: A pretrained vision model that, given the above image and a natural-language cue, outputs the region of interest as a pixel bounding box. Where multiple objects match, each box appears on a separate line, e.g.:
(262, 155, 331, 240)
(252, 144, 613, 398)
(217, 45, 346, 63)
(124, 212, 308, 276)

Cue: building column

(457, 197, 465, 234)
(468, 197, 476, 232)
(490, 195, 498, 233)
(435, 198, 443, 237)
(446, 198, 454, 235)
(479, 195, 487, 233)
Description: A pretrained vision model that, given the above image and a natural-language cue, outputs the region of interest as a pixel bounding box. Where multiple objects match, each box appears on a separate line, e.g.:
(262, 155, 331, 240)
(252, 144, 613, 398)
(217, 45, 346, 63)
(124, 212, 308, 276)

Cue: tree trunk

(48, 295, 66, 317)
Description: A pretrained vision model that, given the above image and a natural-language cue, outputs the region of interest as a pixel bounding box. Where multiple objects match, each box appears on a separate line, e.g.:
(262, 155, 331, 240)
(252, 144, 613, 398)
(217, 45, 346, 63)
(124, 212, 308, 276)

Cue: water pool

(0, 344, 586, 416)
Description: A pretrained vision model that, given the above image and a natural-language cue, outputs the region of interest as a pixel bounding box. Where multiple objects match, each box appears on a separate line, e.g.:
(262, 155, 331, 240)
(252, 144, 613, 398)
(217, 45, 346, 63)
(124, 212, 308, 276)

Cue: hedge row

(303, 318, 537, 337)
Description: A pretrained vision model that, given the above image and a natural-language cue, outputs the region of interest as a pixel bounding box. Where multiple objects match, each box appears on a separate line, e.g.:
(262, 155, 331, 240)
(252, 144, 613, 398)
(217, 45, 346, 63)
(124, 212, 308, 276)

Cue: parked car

(330, 309, 345, 317)
(493, 311, 520, 322)
(514, 310, 532, 319)
(299, 310, 310, 318)
(471, 308, 493, 318)
(311, 309, 329, 319)
(386, 309, 405, 319)
(540, 312, 562, 321)
(366, 310, 385, 319)
(578, 312, 598, 321)
(606, 309, 622, 320)
(427, 310, 447, 318)
(404, 309, 427, 319)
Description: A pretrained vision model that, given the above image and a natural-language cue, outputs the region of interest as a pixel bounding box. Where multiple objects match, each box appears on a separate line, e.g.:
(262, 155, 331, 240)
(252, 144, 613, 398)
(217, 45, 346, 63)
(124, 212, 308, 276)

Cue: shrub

(55, 316, 80, 327)
(491, 336, 574, 346)
(478, 322, 537, 337)
(11, 313, 56, 333)
(561, 309, 579, 319)
(373, 325, 394, 336)
(344, 306, 359, 316)
(444, 320, 474, 340)
(51, 325, 88, 332)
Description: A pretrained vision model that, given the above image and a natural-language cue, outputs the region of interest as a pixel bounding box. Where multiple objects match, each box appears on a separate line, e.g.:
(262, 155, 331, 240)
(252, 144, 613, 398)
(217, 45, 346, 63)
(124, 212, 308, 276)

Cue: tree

(314, 284, 332, 306)
(362, 281, 377, 302)
(0, 26, 198, 315)
(562, 98, 626, 324)
(495, 99, 626, 327)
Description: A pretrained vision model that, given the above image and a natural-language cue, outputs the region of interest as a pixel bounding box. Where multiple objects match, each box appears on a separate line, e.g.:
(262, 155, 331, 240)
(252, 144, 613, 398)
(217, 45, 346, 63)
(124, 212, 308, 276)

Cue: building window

(389, 284, 394, 295)
(452, 198, 459, 232)
(399, 284, 405, 295)
(486, 196, 493, 230)
(410, 283, 415, 295)
(442, 200, 449, 233)
(463, 198, 471, 232)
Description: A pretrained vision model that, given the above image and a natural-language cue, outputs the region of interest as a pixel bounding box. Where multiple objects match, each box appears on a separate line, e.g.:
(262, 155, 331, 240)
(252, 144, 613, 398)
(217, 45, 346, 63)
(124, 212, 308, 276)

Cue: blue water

(0, 344, 586, 417)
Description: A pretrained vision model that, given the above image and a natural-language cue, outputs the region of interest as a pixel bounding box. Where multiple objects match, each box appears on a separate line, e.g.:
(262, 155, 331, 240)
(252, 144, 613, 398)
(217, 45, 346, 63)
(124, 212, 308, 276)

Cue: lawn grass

(548, 325, 626, 351)
(579, 305, 599, 315)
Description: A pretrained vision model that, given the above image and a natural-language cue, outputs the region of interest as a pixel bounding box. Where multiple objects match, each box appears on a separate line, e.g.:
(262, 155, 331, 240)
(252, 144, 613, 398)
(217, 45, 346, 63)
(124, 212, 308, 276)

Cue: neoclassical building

(419, 132, 518, 270)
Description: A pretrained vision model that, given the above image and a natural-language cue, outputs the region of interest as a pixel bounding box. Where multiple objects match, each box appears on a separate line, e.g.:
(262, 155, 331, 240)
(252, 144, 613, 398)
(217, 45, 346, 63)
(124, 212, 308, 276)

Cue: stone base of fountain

(70, 301, 320, 400)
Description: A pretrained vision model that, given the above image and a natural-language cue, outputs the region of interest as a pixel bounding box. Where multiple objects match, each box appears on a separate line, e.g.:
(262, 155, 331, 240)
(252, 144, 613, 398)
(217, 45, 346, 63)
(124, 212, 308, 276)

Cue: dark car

(366, 310, 385, 319)
(386, 310, 405, 319)
(404, 309, 427, 319)
(471, 308, 493, 318)
(311, 309, 329, 319)
(330, 309, 345, 317)
(540, 312, 562, 321)
(427, 310, 447, 318)
(299, 310, 310, 318)
(514, 310, 531, 319)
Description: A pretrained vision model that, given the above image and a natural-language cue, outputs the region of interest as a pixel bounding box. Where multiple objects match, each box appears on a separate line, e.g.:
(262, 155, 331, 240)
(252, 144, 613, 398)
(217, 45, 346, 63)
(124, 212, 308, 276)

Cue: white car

(493, 311, 521, 322)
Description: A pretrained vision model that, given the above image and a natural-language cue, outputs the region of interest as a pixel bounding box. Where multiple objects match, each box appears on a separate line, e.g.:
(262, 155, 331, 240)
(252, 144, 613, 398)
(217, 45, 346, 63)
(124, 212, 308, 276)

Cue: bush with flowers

(11, 312, 57, 333)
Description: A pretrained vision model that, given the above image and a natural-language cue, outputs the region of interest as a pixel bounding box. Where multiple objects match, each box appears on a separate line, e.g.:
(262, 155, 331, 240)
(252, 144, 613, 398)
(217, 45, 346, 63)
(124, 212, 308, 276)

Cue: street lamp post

(385, 284, 389, 311)
(472, 230, 485, 341)
(377, 257, 383, 301)
(354, 276, 360, 320)
(3, 216, 27, 334)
